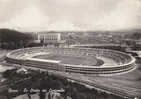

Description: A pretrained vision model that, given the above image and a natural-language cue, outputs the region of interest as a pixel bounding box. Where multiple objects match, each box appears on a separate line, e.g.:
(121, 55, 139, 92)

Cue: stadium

(5, 47, 136, 75)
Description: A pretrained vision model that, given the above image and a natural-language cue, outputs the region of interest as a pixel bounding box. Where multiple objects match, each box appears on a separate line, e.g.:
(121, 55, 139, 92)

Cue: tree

(125, 32, 141, 40)
(0, 28, 33, 49)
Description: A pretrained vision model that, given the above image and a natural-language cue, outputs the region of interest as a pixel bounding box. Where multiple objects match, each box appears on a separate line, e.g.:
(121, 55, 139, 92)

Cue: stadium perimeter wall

(5, 47, 136, 75)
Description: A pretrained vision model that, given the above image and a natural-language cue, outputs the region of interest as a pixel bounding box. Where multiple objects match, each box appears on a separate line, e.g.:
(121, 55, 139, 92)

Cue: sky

(0, 0, 141, 32)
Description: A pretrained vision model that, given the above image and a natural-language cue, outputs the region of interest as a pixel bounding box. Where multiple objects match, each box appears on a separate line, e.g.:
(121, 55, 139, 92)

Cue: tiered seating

(6, 47, 136, 75)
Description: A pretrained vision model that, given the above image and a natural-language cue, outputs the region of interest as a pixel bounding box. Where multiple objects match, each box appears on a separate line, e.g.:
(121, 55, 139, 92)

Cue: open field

(34, 54, 103, 66)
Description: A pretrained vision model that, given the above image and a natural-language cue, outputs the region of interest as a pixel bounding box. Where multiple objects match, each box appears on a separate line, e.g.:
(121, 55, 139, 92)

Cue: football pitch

(33, 54, 104, 66)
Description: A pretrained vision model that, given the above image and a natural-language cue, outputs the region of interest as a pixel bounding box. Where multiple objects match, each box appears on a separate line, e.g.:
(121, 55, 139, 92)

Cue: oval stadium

(5, 47, 136, 75)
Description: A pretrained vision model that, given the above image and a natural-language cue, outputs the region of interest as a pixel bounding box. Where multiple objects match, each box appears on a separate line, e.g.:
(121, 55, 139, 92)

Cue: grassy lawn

(33, 54, 102, 66)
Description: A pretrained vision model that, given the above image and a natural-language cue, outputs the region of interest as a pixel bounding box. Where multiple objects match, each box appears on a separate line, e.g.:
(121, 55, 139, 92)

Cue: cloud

(93, 0, 141, 30)
(0, 0, 141, 31)
(0, 5, 50, 31)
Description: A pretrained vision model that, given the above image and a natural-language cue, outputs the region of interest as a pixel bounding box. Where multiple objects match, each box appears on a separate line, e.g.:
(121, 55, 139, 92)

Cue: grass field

(33, 54, 104, 66)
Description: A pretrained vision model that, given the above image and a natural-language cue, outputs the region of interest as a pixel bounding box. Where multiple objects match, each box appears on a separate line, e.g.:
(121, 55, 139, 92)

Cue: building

(36, 32, 66, 46)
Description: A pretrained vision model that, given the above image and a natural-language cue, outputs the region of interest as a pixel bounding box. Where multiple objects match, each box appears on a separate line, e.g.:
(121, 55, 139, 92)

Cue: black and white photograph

(0, 0, 141, 99)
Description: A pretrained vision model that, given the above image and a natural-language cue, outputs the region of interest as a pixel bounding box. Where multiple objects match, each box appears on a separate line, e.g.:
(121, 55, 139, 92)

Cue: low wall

(6, 47, 136, 75)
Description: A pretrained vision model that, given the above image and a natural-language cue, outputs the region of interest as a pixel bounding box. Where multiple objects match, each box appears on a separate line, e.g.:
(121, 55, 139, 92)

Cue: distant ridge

(0, 28, 141, 34)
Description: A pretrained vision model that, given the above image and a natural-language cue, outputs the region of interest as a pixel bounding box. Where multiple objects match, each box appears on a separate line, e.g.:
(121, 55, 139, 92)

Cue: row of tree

(124, 32, 141, 40)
